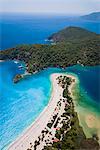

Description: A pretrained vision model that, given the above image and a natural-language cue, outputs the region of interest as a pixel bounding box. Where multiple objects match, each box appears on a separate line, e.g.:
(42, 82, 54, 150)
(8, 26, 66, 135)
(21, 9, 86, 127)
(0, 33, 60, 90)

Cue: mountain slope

(80, 12, 100, 21)
(48, 26, 99, 42)
(0, 27, 100, 72)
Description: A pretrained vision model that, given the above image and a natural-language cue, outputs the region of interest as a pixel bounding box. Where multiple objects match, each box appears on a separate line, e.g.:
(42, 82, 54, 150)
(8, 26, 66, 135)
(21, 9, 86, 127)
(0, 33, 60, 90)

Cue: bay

(0, 61, 100, 149)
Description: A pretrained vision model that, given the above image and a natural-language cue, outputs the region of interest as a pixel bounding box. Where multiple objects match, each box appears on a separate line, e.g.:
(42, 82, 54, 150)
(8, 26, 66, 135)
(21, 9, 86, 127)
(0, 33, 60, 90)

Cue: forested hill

(0, 27, 100, 73)
(48, 26, 99, 43)
(80, 12, 100, 21)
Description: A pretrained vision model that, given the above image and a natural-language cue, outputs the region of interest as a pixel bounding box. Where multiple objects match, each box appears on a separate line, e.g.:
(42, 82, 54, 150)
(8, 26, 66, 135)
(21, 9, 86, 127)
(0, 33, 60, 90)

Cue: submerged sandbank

(7, 72, 100, 149)
(72, 81, 100, 143)
(8, 73, 76, 150)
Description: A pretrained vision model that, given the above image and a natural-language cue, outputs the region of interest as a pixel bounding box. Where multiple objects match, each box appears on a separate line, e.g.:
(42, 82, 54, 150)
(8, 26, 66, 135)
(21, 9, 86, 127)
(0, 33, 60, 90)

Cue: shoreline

(8, 73, 76, 150)
(72, 81, 100, 143)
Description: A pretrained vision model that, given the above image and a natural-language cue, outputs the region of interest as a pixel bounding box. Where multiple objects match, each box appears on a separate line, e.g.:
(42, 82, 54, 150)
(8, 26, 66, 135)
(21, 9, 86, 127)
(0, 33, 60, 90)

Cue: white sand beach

(8, 73, 76, 150)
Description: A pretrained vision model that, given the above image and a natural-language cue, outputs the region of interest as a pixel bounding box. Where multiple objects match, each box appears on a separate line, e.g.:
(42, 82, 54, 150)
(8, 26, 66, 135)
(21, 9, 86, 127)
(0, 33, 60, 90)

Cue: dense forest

(0, 27, 100, 74)
(0, 26, 100, 149)
(48, 26, 99, 42)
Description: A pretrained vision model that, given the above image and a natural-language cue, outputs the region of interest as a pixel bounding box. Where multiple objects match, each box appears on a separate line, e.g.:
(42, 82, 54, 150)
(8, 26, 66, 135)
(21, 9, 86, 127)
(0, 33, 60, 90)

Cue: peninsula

(8, 74, 99, 150)
(0, 26, 100, 149)
(0, 27, 100, 76)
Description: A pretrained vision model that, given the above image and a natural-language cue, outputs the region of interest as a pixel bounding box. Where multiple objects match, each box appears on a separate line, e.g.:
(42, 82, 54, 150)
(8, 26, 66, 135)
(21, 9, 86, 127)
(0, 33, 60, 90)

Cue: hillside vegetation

(0, 27, 100, 74)
(48, 26, 99, 42)
(0, 26, 100, 149)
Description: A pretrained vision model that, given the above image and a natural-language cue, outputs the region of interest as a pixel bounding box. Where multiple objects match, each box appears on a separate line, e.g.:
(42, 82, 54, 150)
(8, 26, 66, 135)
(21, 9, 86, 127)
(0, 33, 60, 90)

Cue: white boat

(14, 60, 19, 64)
(18, 65, 23, 69)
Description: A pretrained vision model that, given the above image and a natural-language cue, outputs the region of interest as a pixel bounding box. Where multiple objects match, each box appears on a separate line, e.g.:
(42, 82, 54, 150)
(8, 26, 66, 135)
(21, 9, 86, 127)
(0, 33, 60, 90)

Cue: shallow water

(0, 61, 100, 149)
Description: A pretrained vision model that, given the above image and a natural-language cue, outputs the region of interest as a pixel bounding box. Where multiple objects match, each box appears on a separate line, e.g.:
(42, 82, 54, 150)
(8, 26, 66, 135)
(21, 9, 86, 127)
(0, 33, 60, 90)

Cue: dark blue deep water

(66, 65, 100, 103)
(0, 13, 100, 149)
(0, 13, 100, 50)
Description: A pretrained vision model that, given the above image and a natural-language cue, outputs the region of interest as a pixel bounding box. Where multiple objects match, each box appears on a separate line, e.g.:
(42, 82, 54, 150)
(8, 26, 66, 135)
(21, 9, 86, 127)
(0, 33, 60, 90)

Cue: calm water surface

(0, 61, 100, 149)
(0, 13, 100, 50)
(0, 13, 100, 149)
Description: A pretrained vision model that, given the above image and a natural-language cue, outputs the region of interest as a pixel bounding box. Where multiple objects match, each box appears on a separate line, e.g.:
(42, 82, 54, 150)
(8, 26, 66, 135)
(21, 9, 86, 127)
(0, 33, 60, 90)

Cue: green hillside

(0, 26, 100, 149)
(48, 26, 99, 42)
(0, 27, 100, 74)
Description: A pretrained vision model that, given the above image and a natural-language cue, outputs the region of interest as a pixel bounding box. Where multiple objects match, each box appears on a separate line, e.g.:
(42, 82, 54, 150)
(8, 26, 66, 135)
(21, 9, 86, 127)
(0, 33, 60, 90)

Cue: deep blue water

(0, 14, 100, 150)
(0, 13, 100, 50)
(66, 65, 100, 103)
(0, 61, 100, 150)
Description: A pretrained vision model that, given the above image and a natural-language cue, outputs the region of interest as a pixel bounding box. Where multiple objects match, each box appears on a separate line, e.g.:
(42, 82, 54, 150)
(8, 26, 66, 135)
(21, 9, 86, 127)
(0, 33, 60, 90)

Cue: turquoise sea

(0, 14, 100, 149)
(0, 61, 100, 149)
